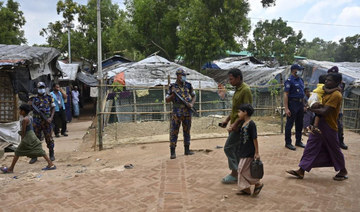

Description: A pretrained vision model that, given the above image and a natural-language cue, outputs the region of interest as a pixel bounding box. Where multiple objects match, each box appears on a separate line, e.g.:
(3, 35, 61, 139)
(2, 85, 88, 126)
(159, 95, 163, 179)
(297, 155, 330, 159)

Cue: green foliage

(297, 37, 338, 62)
(177, 0, 251, 69)
(335, 34, 360, 62)
(112, 81, 124, 101)
(0, 0, 26, 44)
(297, 34, 360, 62)
(248, 18, 303, 66)
(267, 79, 280, 96)
(41, 0, 121, 62)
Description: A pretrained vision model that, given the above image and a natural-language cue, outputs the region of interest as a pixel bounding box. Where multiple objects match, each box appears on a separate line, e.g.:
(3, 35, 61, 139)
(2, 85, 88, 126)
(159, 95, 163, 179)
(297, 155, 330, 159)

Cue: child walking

(1, 104, 56, 173)
(235, 104, 263, 196)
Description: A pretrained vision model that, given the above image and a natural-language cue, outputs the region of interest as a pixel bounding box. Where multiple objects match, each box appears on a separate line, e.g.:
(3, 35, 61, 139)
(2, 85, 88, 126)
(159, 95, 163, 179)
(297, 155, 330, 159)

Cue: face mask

(296, 71, 303, 77)
(38, 88, 46, 94)
(181, 76, 187, 82)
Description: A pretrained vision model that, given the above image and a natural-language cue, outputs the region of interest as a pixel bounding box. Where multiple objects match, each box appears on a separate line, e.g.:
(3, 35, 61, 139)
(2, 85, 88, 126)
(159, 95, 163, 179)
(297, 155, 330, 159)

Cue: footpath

(0, 119, 359, 211)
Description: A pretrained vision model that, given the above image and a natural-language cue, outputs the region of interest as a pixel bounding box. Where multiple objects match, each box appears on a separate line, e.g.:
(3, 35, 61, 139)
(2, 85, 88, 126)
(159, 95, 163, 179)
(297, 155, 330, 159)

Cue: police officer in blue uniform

(284, 64, 306, 150)
(166, 68, 196, 159)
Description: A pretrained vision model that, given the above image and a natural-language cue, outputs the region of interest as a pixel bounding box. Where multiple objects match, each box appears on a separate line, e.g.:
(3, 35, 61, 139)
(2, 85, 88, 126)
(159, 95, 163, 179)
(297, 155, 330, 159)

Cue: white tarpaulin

(0, 121, 20, 147)
(105, 55, 218, 89)
(57, 61, 79, 81)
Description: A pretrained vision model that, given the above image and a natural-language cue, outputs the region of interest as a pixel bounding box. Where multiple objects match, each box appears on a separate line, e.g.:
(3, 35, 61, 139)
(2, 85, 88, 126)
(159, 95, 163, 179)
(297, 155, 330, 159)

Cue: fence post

(199, 81, 202, 117)
(163, 85, 167, 121)
(133, 90, 137, 122)
(280, 74, 284, 134)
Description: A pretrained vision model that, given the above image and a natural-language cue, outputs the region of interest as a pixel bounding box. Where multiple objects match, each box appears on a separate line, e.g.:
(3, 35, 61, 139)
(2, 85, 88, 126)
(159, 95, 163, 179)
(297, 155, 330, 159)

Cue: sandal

(236, 189, 251, 195)
(221, 174, 237, 184)
(0, 167, 13, 174)
(124, 164, 134, 169)
(253, 183, 264, 196)
(42, 165, 57, 171)
(286, 170, 304, 179)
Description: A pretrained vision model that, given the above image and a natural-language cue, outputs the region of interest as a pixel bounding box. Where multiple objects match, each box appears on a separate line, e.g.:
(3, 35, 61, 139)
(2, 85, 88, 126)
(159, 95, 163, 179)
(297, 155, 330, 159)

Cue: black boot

(29, 157, 37, 164)
(184, 145, 194, 155)
(170, 147, 176, 159)
(49, 148, 55, 161)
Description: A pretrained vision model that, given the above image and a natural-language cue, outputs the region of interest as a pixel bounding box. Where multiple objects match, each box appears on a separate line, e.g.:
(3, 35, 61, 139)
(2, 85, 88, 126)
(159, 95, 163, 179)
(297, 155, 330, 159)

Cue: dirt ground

(1, 116, 360, 211)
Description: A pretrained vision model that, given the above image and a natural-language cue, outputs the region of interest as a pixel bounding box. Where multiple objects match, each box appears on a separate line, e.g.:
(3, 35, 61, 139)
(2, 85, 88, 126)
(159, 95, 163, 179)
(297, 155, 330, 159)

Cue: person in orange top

(286, 73, 348, 181)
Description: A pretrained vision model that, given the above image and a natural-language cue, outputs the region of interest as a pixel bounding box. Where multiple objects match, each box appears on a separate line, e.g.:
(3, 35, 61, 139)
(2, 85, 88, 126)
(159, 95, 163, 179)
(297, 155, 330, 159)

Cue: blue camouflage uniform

(167, 81, 195, 148)
(29, 94, 55, 149)
(284, 75, 305, 146)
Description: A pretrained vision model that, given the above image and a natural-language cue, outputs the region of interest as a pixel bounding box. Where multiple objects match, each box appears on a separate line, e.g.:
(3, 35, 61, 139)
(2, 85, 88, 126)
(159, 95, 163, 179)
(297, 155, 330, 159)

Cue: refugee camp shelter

(102, 55, 219, 123)
(297, 59, 360, 131)
(0, 44, 60, 149)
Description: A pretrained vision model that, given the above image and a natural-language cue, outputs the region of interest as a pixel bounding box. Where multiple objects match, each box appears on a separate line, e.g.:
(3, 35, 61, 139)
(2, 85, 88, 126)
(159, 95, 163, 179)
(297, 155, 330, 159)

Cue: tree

(297, 38, 339, 62)
(40, 0, 121, 62)
(0, 0, 26, 44)
(248, 18, 302, 66)
(335, 34, 360, 62)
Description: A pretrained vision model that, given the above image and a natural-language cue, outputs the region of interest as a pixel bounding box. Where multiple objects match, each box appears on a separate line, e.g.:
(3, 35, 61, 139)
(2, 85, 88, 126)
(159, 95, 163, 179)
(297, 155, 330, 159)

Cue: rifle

(173, 91, 198, 115)
(32, 99, 49, 121)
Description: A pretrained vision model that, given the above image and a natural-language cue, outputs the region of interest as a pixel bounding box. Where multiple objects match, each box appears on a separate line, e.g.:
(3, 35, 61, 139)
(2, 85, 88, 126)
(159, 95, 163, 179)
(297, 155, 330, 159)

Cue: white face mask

(181, 76, 187, 82)
(296, 71, 303, 77)
(38, 88, 46, 94)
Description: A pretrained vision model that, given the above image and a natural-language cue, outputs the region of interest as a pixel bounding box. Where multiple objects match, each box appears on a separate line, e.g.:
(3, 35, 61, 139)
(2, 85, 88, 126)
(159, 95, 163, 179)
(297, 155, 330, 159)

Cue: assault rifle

(32, 99, 49, 121)
(173, 91, 198, 115)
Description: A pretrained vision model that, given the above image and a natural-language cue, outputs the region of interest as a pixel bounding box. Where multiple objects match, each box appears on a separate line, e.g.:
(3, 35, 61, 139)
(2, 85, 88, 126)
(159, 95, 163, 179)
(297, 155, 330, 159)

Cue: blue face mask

(181, 76, 187, 82)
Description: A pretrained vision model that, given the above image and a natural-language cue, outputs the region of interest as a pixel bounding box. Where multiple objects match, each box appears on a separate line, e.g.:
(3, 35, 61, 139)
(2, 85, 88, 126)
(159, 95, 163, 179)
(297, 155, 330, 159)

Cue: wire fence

(93, 83, 360, 149)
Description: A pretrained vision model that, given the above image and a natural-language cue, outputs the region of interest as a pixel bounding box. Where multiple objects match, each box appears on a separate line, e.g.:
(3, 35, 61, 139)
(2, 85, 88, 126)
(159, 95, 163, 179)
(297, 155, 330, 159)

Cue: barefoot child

(235, 104, 263, 196)
(0, 104, 56, 173)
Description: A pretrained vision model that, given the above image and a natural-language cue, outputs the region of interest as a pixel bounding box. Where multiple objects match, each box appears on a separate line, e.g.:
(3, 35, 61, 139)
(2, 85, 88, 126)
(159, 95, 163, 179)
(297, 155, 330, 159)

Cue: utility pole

(96, 0, 103, 150)
(63, 23, 74, 63)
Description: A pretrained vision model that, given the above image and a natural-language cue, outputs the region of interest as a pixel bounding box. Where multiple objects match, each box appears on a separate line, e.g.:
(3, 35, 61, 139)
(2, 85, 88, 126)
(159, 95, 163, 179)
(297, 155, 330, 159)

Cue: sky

(14, 0, 360, 46)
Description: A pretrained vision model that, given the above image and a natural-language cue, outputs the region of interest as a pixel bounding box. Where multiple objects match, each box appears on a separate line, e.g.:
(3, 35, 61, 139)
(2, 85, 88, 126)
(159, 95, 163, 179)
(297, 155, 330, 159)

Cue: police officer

(166, 68, 196, 159)
(284, 64, 306, 151)
(28, 82, 56, 163)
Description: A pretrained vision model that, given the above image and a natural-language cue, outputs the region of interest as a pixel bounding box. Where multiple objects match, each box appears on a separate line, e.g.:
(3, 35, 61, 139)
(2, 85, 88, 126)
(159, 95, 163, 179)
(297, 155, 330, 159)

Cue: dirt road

(0, 119, 359, 211)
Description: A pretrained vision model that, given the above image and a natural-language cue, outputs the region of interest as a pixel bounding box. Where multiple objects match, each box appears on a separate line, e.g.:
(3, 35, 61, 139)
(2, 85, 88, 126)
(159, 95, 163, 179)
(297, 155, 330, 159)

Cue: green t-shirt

(230, 83, 253, 124)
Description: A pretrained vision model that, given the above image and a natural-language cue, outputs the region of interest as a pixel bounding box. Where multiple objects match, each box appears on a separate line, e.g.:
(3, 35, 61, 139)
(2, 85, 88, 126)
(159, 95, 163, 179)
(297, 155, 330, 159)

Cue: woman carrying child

(234, 104, 264, 196)
(1, 104, 56, 173)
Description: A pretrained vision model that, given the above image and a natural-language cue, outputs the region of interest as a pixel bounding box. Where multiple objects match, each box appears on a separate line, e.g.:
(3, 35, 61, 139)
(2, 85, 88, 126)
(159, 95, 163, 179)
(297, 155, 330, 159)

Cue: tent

(108, 55, 218, 89)
(0, 44, 60, 149)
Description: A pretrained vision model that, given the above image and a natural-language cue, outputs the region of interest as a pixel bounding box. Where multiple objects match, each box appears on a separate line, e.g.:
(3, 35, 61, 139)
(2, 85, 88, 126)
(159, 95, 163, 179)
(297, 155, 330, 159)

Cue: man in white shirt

(72, 86, 80, 118)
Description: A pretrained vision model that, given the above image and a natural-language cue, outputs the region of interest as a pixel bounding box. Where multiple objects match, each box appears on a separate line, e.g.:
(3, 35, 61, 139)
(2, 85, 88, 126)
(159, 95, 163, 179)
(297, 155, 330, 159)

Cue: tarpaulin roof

(77, 71, 98, 86)
(298, 59, 360, 88)
(203, 57, 286, 86)
(57, 61, 79, 81)
(0, 44, 60, 79)
(106, 55, 218, 89)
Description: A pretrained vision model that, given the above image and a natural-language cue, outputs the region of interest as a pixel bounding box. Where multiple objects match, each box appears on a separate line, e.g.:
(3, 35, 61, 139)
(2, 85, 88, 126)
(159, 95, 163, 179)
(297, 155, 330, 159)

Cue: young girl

(235, 104, 263, 196)
(0, 104, 56, 173)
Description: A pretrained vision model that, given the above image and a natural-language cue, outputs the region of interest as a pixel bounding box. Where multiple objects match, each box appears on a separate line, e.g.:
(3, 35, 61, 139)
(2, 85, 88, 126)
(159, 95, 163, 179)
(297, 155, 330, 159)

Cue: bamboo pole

(199, 81, 202, 117)
(280, 74, 284, 134)
(163, 85, 166, 121)
(133, 90, 137, 122)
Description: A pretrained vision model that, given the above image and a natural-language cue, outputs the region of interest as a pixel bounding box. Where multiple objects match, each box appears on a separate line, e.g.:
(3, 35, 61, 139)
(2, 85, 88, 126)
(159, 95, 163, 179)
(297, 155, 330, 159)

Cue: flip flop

(221, 174, 237, 184)
(124, 164, 134, 169)
(253, 183, 264, 196)
(0, 167, 13, 174)
(286, 170, 304, 179)
(333, 175, 348, 181)
(42, 165, 57, 171)
(236, 190, 251, 196)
